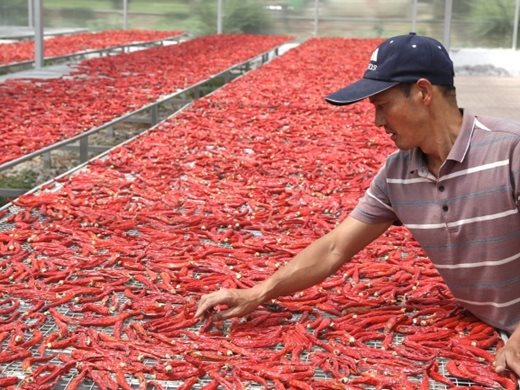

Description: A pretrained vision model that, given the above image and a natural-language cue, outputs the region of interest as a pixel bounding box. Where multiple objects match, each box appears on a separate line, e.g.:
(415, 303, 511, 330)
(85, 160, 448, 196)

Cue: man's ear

(416, 78, 433, 105)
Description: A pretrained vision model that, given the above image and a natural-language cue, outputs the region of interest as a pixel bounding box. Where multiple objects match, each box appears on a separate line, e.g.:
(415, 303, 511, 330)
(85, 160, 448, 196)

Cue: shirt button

(442, 205, 449, 212)
(438, 185, 445, 192)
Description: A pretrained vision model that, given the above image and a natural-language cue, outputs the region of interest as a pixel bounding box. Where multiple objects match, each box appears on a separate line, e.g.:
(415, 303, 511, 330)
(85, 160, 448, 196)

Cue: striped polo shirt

(351, 110, 520, 333)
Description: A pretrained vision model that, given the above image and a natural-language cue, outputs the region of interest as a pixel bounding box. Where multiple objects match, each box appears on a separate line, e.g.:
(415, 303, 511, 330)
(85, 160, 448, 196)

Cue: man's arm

(195, 216, 392, 320)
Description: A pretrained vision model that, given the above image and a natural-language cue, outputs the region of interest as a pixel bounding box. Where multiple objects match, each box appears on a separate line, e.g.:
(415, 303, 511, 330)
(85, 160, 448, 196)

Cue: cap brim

(325, 79, 399, 106)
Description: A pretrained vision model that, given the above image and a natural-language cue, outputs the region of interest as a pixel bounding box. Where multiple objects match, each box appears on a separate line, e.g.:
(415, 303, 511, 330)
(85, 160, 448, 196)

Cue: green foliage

(0, 0, 27, 25)
(192, 0, 273, 35)
(45, 0, 114, 11)
(85, 15, 124, 30)
(468, 0, 518, 46)
(55, 8, 97, 28)
(0, 170, 37, 207)
(0, 170, 37, 190)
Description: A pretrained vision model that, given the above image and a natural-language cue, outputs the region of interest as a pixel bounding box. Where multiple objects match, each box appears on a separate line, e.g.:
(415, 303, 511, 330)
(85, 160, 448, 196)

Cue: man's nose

(374, 109, 385, 127)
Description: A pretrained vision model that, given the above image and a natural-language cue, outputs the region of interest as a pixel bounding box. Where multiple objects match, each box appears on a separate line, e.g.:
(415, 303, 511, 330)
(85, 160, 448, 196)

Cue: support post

(28, 0, 34, 28)
(123, 0, 128, 30)
(79, 137, 89, 163)
(314, 0, 319, 36)
(513, 0, 520, 50)
(150, 105, 158, 125)
(34, 0, 44, 69)
(411, 0, 418, 33)
(43, 152, 51, 169)
(443, 0, 453, 50)
(217, 0, 223, 34)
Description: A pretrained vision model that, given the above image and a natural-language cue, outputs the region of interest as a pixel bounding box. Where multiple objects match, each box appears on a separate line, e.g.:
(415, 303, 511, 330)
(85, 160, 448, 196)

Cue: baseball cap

(325, 32, 454, 106)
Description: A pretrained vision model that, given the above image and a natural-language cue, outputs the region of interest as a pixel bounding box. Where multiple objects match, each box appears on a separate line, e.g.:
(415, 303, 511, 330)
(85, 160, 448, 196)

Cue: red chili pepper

(65, 367, 88, 390)
(0, 376, 19, 386)
(0, 349, 31, 363)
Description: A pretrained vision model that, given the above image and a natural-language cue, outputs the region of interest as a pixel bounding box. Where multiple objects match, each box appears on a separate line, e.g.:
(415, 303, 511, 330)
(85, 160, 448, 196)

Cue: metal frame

(0, 33, 190, 75)
(0, 28, 89, 41)
(0, 43, 284, 198)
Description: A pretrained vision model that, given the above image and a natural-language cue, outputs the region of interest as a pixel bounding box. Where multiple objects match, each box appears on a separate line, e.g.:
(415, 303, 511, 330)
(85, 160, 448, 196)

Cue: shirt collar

(447, 110, 477, 163)
(408, 110, 477, 174)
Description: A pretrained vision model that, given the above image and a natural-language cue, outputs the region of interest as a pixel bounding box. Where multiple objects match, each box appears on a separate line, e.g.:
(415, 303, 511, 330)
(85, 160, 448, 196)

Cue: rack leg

(43, 152, 52, 169)
(150, 105, 158, 125)
(79, 137, 89, 163)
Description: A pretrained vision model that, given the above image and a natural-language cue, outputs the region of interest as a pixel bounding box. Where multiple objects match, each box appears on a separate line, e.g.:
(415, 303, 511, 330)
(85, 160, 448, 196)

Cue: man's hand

(496, 332, 520, 377)
(195, 287, 264, 321)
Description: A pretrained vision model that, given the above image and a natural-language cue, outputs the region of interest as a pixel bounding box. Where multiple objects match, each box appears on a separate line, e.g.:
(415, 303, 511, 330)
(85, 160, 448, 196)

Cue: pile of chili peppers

(0, 33, 291, 166)
(0, 37, 517, 389)
(0, 30, 183, 66)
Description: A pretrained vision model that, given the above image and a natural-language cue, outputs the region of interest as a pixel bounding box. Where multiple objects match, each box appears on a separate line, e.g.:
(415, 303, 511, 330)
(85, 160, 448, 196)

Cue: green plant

(467, 0, 518, 47)
(0, 0, 27, 26)
(0, 170, 37, 207)
(192, 0, 273, 35)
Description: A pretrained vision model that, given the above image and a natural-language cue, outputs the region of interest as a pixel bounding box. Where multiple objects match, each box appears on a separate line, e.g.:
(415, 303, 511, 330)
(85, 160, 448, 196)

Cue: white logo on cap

(367, 48, 378, 71)
(370, 48, 379, 62)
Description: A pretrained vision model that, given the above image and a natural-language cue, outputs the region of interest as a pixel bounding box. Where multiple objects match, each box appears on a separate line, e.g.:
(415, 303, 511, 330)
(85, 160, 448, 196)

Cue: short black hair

(399, 82, 456, 99)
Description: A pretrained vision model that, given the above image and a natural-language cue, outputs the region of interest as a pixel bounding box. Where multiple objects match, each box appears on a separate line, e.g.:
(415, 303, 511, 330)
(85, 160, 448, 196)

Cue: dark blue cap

(325, 33, 454, 105)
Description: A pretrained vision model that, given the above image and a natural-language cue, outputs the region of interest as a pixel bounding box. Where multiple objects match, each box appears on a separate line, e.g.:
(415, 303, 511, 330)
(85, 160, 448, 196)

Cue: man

(195, 32, 520, 377)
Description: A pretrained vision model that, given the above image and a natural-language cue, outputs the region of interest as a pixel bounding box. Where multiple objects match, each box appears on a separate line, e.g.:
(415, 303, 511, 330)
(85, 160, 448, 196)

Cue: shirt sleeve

(350, 163, 399, 224)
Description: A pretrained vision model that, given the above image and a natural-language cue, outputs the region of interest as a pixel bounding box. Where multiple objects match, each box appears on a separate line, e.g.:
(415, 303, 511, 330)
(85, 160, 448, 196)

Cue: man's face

(368, 83, 427, 151)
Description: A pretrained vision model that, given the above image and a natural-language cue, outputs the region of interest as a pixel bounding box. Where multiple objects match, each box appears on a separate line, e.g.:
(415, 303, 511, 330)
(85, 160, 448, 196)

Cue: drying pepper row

(0, 29, 182, 66)
(0, 33, 292, 166)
